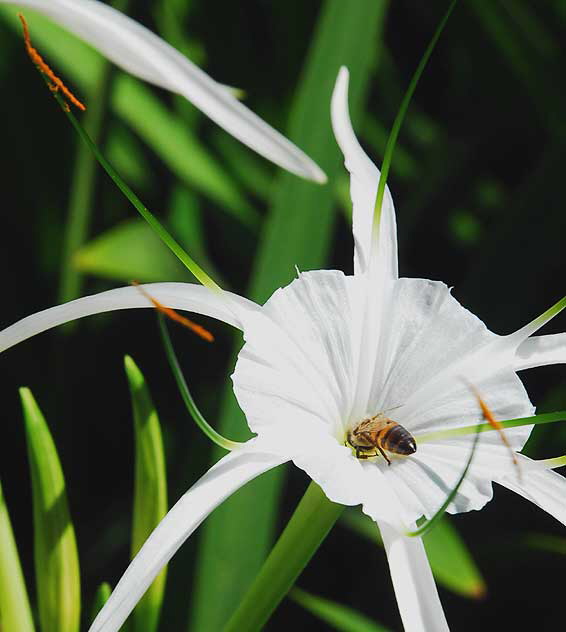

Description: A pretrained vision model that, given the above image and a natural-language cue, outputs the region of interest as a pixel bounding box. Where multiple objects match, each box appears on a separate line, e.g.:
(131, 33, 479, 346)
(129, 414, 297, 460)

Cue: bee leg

(378, 446, 391, 465)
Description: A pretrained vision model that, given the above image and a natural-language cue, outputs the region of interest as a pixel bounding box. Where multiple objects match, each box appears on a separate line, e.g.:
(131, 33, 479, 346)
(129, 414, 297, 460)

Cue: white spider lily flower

(1, 0, 326, 183)
(1, 67, 566, 632)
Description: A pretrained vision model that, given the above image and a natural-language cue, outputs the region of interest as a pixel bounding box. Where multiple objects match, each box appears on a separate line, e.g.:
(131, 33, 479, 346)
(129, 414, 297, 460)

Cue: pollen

(18, 13, 86, 111)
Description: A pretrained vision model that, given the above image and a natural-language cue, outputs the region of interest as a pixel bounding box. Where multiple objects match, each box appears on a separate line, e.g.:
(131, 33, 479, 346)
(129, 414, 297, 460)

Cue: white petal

(331, 67, 398, 279)
(515, 333, 566, 371)
(7, 0, 326, 182)
(494, 454, 566, 526)
(233, 270, 358, 437)
(379, 521, 450, 632)
(0, 283, 258, 352)
(89, 445, 285, 632)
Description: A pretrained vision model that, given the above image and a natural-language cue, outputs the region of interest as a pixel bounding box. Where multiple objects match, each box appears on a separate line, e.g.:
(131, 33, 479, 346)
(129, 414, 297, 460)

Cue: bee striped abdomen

(378, 423, 416, 455)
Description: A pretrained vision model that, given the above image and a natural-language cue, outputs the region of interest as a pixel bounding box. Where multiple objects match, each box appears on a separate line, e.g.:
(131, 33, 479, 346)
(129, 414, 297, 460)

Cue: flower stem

(222, 482, 344, 632)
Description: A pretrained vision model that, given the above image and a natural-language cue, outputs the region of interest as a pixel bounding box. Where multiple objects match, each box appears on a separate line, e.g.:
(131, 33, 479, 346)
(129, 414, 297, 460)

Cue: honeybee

(347, 414, 417, 465)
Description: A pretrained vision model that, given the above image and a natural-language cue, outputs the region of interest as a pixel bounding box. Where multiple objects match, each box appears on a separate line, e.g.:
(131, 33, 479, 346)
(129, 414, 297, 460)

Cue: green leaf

(0, 7, 253, 224)
(223, 483, 344, 632)
(341, 510, 486, 599)
(74, 219, 190, 283)
(20, 388, 80, 632)
(90, 582, 112, 625)
(524, 533, 566, 556)
(188, 2, 389, 630)
(290, 587, 390, 632)
(124, 356, 168, 632)
(0, 477, 35, 632)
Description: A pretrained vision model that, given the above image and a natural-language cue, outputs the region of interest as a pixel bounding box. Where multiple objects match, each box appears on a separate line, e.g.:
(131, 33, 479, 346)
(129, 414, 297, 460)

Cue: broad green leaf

(0, 477, 35, 632)
(124, 356, 168, 632)
(74, 219, 190, 283)
(189, 2, 389, 630)
(105, 124, 152, 190)
(341, 510, 486, 599)
(20, 388, 80, 632)
(90, 582, 112, 625)
(290, 587, 390, 632)
(0, 7, 253, 223)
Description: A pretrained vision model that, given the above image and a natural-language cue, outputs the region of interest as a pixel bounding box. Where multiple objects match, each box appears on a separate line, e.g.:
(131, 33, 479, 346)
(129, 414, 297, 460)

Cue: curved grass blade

(20, 387, 80, 632)
(124, 355, 168, 632)
(341, 510, 486, 599)
(0, 477, 35, 632)
(290, 587, 391, 632)
(407, 425, 482, 538)
(373, 0, 458, 232)
(89, 582, 111, 625)
(157, 314, 241, 451)
(189, 2, 389, 629)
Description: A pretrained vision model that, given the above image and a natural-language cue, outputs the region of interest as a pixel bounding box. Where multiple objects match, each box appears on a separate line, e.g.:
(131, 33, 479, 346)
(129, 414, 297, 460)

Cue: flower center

(346, 414, 417, 465)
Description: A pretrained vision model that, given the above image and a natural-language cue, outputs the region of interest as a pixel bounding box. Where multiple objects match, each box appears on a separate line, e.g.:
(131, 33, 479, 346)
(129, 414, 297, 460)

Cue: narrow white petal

(0, 283, 258, 352)
(494, 454, 566, 526)
(379, 521, 450, 632)
(89, 446, 285, 632)
(5, 0, 326, 182)
(330, 67, 398, 279)
(515, 333, 566, 371)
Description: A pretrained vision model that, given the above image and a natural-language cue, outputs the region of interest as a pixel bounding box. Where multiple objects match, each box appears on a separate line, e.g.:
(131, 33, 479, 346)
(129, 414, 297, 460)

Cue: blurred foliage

(1, 1, 565, 631)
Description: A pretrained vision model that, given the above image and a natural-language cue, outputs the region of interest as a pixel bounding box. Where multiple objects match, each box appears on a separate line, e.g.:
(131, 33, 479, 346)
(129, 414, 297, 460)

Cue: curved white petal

(89, 445, 286, 632)
(233, 270, 358, 437)
(494, 454, 566, 526)
(0, 283, 259, 352)
(515, 333, 566, 371)
(331, 66, 398, 279)
(6, 0, 326, 182)
(379, 521, 450, 632)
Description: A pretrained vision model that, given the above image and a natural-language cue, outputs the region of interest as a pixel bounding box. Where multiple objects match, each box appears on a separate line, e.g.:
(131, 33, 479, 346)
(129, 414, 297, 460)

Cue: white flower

(1, 68, 565, 632)
(1, 0, 326, 183)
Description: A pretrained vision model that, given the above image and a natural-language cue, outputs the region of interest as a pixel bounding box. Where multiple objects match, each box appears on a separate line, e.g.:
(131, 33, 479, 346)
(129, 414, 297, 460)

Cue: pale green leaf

(90, 582, 112, 625)
(20, 388, 80, 632)
(74, 219, 190, 283)
(0, 477, 35, 632)
(124, 356, 168, 632)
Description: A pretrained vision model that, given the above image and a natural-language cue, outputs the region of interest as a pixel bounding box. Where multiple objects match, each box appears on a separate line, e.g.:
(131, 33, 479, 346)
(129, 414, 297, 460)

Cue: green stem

(222, 482, 344, 632)
(58, 58, 112, 305)
(157, 314, 242, 451)
(373, 0, 457, 239)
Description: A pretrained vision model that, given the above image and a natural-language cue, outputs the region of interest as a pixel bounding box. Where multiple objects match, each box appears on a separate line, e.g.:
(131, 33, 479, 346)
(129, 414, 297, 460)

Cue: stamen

(132, 281, 214, 342)
(467, 382, 521, 480)
(18, 13, 86, 112)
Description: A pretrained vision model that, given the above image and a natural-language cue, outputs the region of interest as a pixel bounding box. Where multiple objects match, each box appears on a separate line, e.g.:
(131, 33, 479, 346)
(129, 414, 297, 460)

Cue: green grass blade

(341, 510, 486, 599)
(157, 315, 241, 451)
(407, 426, 481, 538)
(373, 0, 457, 231)
(57, 100, 221, 291)
(89, 582, 112, 625)
(0, 477, 35, 632)
(0, 7, 252, 222)
(222, 483, 344, 632)
(290, 587, 390, 632)
(57, 20, 116, 305)
(74, 219, 190, 283)
(189, 2, 389, 630)
(124, 356, 168, 632)
(20, 388, 80, 632)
